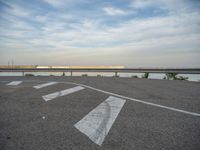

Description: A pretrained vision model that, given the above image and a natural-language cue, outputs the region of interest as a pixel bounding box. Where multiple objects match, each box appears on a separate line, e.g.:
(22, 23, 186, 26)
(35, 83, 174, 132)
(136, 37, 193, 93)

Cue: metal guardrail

(0, 68, 200, 75)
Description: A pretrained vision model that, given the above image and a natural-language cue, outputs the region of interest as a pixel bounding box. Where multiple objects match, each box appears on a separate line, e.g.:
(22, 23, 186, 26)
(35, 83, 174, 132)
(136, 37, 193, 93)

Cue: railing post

(115, 72, 118, 77)
(62, 72, 65, 76)
(70, 71, 73, 77)
(22, 72, 24, 76)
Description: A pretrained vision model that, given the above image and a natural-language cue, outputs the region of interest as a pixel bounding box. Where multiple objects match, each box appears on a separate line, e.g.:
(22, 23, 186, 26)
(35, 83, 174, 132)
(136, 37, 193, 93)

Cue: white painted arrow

(74, 96, 126, 146)
(33, 82, 58, 89)
(7, 81, 22, 86)
(42, 86, 85, 101)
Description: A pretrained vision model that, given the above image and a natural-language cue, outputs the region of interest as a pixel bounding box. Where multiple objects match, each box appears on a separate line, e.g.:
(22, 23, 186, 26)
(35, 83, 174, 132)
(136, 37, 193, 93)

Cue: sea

(0, 72, 199, 82)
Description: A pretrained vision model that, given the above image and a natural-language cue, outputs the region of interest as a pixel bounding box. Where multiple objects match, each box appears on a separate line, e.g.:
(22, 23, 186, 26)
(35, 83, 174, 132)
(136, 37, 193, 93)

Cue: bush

(165, 73, 188, 81)
(176, 76, 188, 80)
(131, 75, 138, 78)
(142, 72, 149, 78)
(82, 74, 88, 77)
(166, 73, 177, 80)
(25, 74, 34, 77)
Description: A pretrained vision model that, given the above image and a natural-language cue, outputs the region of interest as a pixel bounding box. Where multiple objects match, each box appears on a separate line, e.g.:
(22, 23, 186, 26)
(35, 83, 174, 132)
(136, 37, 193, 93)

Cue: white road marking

(65, 82, 200, 117)
(7, 81, 22, 86)
(33, 82, 58, 89)
(74, 96, 126, 146)
(2, 80, 200, 117)
(42, 86, 85, 101)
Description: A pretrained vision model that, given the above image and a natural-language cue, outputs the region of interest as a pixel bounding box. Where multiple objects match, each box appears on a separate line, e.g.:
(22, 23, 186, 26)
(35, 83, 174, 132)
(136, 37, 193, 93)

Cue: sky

(0, 0, 200, 67)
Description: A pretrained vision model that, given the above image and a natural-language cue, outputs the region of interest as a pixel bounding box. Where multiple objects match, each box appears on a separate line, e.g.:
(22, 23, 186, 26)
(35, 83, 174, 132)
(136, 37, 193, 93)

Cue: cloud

(131, 0, 199, 14)
(131, 0, 157, 9)
(103, 7, 128, 16)
(43, 0, 67, 7)
(1, 1, 30, 17)
(0, 0, 200, 67)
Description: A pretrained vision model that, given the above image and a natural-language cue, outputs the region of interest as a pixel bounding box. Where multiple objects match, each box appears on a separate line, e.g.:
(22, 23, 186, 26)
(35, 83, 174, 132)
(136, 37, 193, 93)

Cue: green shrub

(142, 72, 149, 78)
(25, 74, 34, 77)
(166, 73, 177, 80)
(176, 76, 188, 80)
(131, 75, 138, 78)
(82, 74, 88, 77)
(165, 73, 188, 80)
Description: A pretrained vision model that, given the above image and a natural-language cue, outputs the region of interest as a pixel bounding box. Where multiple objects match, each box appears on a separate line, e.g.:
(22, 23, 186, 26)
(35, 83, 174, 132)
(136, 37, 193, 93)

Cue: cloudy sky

(0, 0, 200, 67)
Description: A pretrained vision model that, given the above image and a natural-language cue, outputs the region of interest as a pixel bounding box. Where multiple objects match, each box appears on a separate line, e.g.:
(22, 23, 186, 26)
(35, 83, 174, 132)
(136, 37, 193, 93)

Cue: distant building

(0, 65, 125, 69)
(36, 66, 125, 69)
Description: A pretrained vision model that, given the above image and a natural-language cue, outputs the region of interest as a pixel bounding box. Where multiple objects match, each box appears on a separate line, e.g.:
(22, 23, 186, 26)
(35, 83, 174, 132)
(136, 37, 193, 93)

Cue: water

(0, 72, 199, 82)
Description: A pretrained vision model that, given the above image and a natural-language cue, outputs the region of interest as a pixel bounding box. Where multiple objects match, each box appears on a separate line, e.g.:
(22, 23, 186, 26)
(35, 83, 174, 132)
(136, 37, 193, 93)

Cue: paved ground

(0, 76, 200, 150)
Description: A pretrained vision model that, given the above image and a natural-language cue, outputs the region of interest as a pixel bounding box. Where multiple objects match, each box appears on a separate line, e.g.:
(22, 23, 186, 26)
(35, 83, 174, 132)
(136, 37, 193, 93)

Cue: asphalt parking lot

(0, 76, 200, 150)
